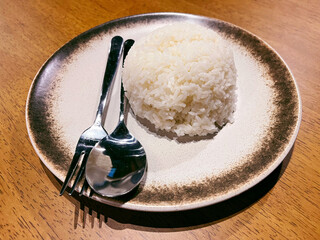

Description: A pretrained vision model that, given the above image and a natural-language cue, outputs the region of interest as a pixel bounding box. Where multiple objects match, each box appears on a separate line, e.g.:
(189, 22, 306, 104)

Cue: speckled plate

(26, 13, 301, 212)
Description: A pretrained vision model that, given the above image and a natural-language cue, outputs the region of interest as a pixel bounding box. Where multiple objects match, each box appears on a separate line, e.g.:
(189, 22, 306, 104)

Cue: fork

(59, 36, 124, 196)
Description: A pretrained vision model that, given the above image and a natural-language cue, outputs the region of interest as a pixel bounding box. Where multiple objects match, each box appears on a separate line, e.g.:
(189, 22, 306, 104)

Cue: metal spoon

(85, 39, 147, 197)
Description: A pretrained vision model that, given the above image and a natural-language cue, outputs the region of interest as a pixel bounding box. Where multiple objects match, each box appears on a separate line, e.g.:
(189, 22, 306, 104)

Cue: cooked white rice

(123, 22, 237, 137)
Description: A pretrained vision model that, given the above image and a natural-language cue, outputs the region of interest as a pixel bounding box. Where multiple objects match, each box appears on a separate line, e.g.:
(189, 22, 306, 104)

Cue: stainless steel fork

(59, 36, 124, 196)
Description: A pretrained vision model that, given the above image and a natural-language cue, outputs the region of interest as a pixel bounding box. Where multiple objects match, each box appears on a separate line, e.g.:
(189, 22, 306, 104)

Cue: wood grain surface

(0, 0, 319, 239)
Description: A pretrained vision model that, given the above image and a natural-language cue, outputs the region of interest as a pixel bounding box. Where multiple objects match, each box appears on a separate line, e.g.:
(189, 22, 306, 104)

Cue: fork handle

(94, 36, 124, 126)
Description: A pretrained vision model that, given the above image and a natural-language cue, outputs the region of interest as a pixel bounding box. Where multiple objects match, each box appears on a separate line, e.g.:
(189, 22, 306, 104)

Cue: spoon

(85, 39, 147, 197)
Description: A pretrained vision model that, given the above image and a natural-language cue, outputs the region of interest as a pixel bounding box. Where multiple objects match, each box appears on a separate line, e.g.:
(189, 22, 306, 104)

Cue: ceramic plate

(26, 13, 301, 212)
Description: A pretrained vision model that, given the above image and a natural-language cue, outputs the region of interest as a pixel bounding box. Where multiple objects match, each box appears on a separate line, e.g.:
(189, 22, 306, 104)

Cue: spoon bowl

(85, 39, 147, 197)
(85, 124, 146, 197)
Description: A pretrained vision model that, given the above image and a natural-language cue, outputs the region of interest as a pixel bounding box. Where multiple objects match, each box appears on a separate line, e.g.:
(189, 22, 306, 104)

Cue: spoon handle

(119, 39, 135, 122)
(94, 36, 124, 126)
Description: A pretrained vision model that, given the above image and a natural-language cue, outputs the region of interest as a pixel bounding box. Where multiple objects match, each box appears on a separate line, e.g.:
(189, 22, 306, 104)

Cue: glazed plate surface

(26, 13, 301, 212)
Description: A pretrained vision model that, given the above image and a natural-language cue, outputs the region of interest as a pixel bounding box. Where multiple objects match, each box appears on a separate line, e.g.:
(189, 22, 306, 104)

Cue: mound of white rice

(123, 22, 237, 137)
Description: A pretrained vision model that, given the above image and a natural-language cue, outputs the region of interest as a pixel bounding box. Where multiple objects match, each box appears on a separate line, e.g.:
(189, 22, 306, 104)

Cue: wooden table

(1, 0, 319, 239)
